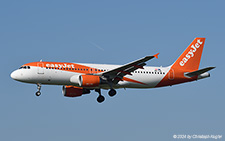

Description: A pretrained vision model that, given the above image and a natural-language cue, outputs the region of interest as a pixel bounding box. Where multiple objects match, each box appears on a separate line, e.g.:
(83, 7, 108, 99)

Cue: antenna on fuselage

(40, 59, 43, 62)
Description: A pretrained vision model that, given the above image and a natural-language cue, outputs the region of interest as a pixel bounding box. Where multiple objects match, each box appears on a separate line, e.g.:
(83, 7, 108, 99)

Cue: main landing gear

(35, 83, 41, 96)
(95, 88, 117, 103)
(108, 89, 117, 97)
(95, 89, 105, 103)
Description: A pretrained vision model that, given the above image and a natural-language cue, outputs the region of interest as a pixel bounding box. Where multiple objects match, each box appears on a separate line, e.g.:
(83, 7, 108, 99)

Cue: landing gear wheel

(97, 95, 105, 103)
(108, 89, 117, 97)
(35, 83, 42, 97)
(36, 91, 41, 96)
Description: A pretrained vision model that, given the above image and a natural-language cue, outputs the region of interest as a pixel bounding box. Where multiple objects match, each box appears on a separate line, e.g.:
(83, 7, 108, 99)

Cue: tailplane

(185, 67, 215, 77)
(171, 37, 205, 71)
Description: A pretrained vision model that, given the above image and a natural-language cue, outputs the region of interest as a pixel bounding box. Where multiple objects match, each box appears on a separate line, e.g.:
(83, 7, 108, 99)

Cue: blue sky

(0, 0, 224, 140)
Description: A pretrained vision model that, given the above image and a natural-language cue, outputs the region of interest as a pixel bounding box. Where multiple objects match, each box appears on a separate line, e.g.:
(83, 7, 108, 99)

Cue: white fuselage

(11, 63, 170, 89)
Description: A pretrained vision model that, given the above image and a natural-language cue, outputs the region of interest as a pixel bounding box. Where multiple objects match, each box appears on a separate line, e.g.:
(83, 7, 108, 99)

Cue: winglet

(153, 53, 159, 59)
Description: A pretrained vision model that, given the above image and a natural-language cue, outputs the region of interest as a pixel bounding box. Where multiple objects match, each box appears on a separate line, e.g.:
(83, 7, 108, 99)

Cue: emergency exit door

(37, 63, 44, 74)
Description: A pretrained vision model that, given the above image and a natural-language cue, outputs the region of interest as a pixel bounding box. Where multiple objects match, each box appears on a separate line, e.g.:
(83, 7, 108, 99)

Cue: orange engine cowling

(79, 75, 101, 87)
(62, 86, 90, 97)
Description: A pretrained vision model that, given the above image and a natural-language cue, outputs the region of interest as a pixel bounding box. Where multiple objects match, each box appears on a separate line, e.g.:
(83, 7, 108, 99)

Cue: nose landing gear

(35, 83, 41, 96)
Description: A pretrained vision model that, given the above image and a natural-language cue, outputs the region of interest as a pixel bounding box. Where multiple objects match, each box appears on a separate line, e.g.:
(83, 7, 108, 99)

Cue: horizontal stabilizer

(185, 67, 215, 77)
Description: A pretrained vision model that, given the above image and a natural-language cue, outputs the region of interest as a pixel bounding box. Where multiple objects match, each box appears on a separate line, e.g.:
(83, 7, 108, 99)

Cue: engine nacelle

(62, 86, 90, 97)
(79, 75, 101, 87)
(70, 75, 102, 87)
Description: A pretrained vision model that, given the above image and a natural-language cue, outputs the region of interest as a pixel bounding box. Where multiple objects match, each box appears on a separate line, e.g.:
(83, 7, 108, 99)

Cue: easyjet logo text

(46, 63, 75, 68)
(179, 39, 203, 67)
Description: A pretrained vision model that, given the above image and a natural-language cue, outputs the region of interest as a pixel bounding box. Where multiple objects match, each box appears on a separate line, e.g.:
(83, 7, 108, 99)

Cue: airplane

(10, 37, 215, 103)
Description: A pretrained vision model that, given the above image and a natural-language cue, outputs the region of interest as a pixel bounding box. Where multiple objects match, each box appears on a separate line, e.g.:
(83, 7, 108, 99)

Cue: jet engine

(62, 86, 90, 97)
(70, 75, 105, 87)
(79, 75, 101, 87)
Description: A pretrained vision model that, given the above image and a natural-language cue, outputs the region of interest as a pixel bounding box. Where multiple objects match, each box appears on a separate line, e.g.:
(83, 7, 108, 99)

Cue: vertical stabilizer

(171, 37, 205, 71)
(156, 37, 206, 87)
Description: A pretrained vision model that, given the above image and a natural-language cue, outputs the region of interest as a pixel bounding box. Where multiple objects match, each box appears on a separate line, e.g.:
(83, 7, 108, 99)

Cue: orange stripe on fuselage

(23, 62, 104, 74)
(123, 77, 147, 85)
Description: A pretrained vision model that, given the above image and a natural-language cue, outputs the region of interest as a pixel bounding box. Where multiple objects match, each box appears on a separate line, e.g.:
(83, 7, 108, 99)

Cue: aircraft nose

(10, 70, 20, 80)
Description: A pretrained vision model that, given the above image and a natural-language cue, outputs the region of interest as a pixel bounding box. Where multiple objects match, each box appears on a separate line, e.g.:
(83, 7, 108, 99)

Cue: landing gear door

(37, 63, 44, 74)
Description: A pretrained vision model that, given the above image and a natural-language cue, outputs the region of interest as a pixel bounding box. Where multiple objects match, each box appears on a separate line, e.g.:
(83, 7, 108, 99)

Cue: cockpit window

(19, 66, 31, 69)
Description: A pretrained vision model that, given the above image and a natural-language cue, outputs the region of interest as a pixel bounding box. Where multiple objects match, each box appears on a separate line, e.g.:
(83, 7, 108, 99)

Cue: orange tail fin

(171, 37, 205, 71)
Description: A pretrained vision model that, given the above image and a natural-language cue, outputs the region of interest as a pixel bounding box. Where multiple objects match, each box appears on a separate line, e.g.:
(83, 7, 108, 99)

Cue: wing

(97, 53, 159, 84)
